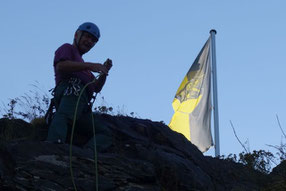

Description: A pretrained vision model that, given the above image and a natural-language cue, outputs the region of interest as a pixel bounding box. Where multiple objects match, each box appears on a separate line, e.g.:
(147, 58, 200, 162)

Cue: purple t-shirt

(53, 43, 96, 98)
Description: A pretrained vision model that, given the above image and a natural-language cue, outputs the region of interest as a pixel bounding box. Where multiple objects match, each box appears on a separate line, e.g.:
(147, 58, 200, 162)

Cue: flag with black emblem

(169, 38, 213, 152)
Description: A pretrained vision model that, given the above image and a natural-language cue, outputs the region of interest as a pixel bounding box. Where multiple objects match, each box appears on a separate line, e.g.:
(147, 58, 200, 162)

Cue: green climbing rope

(69, 76, 100, 191)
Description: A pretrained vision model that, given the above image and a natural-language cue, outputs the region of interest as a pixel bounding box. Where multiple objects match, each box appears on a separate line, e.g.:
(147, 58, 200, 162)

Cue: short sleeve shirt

(53, 43, 97, 98)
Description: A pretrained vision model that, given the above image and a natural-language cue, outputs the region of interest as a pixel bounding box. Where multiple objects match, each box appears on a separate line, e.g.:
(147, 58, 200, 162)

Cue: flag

(169, 38, 213, 152)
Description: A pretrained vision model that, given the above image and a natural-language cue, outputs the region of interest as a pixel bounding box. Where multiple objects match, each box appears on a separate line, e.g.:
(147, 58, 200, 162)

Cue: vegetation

(93, 96, 139, 118)
(223, 150, 277, 174)
(220, 120, 286, 174)
(1, 84, 50, 121)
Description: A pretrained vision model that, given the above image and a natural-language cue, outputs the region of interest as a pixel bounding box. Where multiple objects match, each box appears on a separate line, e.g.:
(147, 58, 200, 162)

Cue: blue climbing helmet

(77, 22, 101, 40)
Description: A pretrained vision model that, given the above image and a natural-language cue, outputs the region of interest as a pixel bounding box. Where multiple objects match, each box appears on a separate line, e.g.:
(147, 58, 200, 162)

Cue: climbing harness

(44, 78, 88, 126)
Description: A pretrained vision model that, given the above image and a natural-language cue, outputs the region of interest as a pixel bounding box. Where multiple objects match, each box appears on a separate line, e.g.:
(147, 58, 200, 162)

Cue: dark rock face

(266, 161, 286, 190)
(0, 118, 33, 141)
(0, 115, 280, 190)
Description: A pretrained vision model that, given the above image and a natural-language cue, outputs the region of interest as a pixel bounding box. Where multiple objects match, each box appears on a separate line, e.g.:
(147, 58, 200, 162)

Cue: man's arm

(56, 60, 108, 74)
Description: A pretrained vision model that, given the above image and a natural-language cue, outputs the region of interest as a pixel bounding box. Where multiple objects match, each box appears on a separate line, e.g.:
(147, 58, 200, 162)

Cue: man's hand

(93, 59, 113, 93)
(103, 58, 113, 71)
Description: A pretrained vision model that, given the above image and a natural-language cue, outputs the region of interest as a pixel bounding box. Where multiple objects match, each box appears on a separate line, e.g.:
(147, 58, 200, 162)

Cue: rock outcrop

(0, 115, 285, 191)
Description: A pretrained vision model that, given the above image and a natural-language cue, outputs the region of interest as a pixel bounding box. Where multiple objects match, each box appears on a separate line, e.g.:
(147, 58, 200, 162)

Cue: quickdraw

(63, 78, 82, 96)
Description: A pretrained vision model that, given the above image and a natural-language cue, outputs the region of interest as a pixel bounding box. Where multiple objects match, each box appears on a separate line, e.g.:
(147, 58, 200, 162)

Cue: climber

(46, 22, 112, 151)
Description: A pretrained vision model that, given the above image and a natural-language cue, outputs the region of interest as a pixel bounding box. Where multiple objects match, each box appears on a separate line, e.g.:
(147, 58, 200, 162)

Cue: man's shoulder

(54, 43, 77, 65)
(56, 43, 74, 52)
(54, 43, 77, 58)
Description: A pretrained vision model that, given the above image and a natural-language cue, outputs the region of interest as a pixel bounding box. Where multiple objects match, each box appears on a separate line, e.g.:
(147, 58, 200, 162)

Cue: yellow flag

(169, 38, 213, 152)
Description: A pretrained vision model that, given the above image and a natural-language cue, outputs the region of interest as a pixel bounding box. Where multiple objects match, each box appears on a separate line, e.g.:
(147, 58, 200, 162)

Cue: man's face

(76, 31, 98, 54)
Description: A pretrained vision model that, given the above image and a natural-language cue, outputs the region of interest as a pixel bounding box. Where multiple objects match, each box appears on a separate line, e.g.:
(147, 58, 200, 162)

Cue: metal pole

(210, 29, 220, 157)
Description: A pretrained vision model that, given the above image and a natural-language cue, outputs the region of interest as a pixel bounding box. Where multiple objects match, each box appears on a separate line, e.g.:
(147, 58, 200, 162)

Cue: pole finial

(210, 29, 217, 34)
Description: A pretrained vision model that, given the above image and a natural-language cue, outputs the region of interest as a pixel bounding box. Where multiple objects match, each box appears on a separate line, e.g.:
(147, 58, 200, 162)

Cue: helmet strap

(74, 30, 84, 55)
(75, 31, 83, 45)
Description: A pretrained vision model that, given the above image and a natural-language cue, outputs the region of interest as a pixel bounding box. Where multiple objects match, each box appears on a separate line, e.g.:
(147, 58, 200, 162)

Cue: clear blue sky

(1, 0, 285, 157)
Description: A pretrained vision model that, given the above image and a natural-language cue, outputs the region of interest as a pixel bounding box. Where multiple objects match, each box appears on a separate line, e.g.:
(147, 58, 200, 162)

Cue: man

(46, 22, 112, 151)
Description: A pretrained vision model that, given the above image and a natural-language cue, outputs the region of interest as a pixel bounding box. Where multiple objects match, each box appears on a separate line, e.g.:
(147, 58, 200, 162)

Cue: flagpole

(210, 29, 220, 157)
